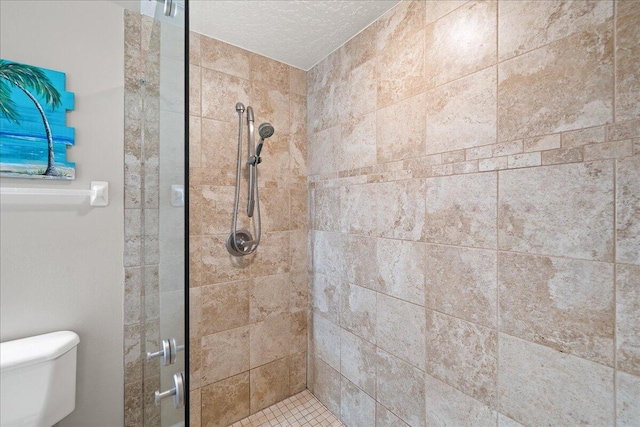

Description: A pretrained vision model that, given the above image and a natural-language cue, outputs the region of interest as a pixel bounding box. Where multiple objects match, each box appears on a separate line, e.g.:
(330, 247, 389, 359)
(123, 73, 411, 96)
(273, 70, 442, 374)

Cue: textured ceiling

(190, 0, 400, 70)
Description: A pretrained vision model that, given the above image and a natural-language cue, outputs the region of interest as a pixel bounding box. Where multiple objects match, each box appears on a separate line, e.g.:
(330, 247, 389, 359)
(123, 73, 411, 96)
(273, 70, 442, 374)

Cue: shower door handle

(146, 338, 182, 366)
(155, 372, 185, 408)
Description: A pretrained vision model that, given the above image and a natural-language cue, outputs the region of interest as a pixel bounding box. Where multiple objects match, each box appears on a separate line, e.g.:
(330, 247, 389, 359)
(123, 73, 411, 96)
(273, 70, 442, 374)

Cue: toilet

(0, 331, 80, 427)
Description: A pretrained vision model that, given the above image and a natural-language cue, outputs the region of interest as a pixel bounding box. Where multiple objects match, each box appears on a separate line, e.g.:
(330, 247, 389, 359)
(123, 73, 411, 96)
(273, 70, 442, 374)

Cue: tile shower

(187, 33, 309, 427)
(306, 1, 639, 426)
(125, 0, 639, 426)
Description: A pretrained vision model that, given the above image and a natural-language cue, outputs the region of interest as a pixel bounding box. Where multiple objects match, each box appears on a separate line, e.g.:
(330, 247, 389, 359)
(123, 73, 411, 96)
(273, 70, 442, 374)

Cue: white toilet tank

(0, 331, 80, 427)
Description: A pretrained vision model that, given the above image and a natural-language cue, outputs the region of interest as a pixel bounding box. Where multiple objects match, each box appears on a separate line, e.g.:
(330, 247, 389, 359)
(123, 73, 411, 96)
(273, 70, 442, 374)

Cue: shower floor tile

(230, 389, 344, 427)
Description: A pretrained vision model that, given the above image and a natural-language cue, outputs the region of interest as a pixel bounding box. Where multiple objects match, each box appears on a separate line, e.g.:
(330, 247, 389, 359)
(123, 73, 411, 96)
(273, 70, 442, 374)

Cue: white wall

(0, 1, 126, 425)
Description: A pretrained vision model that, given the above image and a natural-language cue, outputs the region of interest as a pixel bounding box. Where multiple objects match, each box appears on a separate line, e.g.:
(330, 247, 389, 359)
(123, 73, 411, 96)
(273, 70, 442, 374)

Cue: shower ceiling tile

(190, 1, 401, 71)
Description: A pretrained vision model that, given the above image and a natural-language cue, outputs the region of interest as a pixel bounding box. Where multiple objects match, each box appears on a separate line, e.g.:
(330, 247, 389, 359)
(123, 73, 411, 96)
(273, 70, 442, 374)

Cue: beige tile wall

(307, 1, 640, 426)
(188, 34, 308, 426)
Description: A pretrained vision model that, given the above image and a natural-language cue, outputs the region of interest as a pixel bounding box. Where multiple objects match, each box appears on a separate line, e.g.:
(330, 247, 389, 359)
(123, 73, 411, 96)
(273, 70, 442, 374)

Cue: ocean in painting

(0, 132, 75, 178)
(0, 59, 75, 180)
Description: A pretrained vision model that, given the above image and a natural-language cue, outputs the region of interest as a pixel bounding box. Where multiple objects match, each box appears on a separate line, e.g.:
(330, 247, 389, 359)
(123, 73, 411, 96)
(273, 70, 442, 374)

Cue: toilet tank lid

(1, 331, 80, 372)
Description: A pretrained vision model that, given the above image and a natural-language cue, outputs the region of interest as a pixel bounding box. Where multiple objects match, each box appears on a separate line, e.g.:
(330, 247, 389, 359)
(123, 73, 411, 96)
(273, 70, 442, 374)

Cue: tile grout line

(612, 2, 618, 425)
(311, 229, 618, 266)
(495, 2, 501, 423)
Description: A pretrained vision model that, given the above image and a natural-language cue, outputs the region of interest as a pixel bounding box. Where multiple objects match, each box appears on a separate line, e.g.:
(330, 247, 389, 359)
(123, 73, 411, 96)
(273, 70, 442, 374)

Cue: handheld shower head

(256, 123, 274, 157)
(258, 123, 275, 139)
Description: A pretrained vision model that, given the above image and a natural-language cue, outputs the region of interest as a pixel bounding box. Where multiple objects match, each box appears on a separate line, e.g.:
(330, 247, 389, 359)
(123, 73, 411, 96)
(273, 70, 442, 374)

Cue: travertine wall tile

(311, 357, 341, 415)
(376, 28, 425, 108)
(201, 36, 250, 80)
(498, 0, 612, 61)
(311, 313, 340, 370)
(617, 371, 640, 426)
(189, 65, 201, 117)
(376, 93, 425, 162)
(308, 125, 340, 175)
(375, 403, 409, 427)
(425, 0, 468, 25)
(425, 1, 497, 88)
(201, 326, 250, 385)
(201, 68, 250, 122)
(607, 119, 640, 141)
(289, 67, 306, 96)
(617, 155, 640, 265)
(340, 59, 376, 124)
(251, 85, 290, 134)
(507, 152, 541, 168)
(478, 155, 507, 171)
(201, 186, 235, 235)
(425, 244, 497, 328)
(189, 115, 202, 168)
(375, 0, 426, 52)
(201, 235, 251, 285)
(523, 134, 560, 152)
(340, 112, 377, 171)
(341, 23, 377, 76)
(200, 118, 238, 169)
(251, 231, 291, 276)
(425, 374, 497, 427)
(498, 162, 614, 261)
(376, 293, 426, 370)
(617, 0, 640, 17)
(312, 231, 344, 279)
(426, 310, 498, 405)
(340, 329, 377, 397)
(189, 390, 201, 427)
(249, 357, 289, 413)
(499, 252, 614, 365)
(201, 372, 251, 427)
(584, 140, 634, 161)
(615, 9, 640, 121)
(541, 147, 583, 165)
(340, 378, 376, 427)
(426, 67, 497, 154)
(312, 187, 341, 232)
(250, 54, 289, 93)
(425, 172, 497, 248)
(617, 264, 640, 375)
(492, 140, 522, 157)
(201, 280, 250, 335)
(250, 313, 291, 368)
(312, 273, 341, 324)
(259, 187, 291, 232)
(289, 352, 307, 394)
(375, 238, 426, 305)
(290, 310, 308, 354)
(342, 180, 426, 241)
(189, 32, 200, 66)
(498, 334, 614, 426)
(340, 283, 376, 343)
(376, 349, 426, 427)
(498, 22, 613, 141)
(497, 414, 525, 427)
(250, 274, 290, 322)
(124, 324, 141, 385)
(562, 126, 606, 148)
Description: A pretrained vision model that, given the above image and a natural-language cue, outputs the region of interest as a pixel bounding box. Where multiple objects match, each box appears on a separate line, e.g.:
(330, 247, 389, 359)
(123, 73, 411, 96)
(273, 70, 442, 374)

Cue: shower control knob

(154, 372, 185, 408)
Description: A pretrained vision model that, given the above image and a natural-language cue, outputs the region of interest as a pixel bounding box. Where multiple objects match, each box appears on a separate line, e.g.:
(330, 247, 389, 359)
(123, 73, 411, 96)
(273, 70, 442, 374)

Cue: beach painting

(0, 59, 75, 180)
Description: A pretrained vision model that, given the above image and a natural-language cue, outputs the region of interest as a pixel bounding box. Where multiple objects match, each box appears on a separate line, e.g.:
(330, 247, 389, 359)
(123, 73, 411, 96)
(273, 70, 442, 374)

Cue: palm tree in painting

(0, 59, 62, 176)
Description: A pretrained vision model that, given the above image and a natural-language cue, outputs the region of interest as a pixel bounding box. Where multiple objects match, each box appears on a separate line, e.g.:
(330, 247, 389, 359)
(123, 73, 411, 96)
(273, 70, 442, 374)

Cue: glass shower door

(141, 0, 187, 426)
